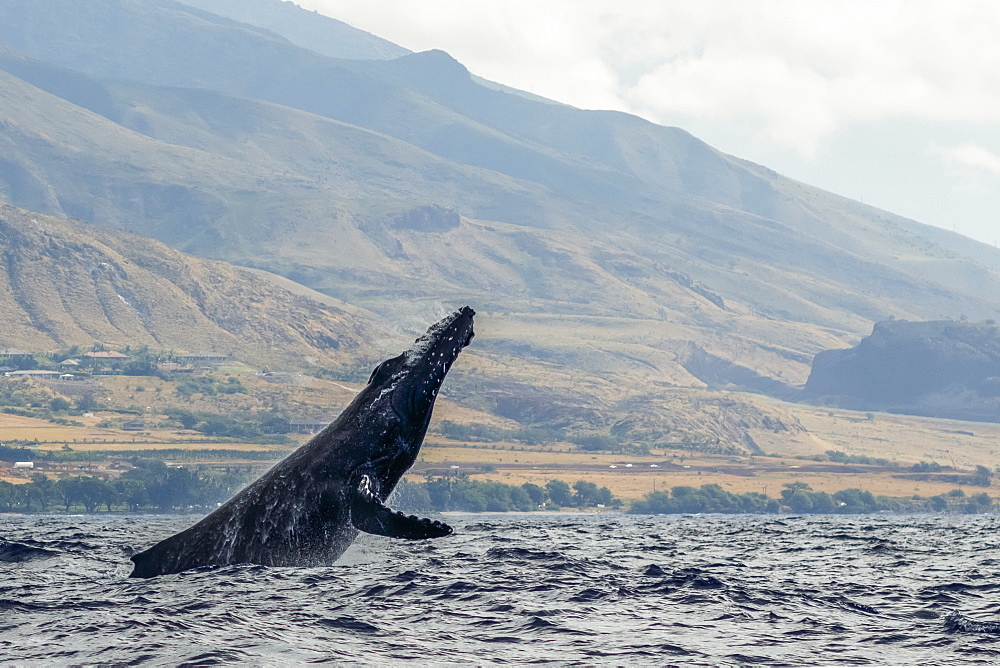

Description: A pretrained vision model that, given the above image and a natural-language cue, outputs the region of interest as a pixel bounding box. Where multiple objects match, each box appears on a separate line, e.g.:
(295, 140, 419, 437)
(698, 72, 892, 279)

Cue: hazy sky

(300, 1, 1000, 246)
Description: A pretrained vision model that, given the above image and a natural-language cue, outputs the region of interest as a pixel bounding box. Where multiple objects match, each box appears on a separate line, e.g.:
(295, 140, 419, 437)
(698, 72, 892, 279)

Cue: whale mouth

(384, 306, 475, 416)
(403, 306, 475, 371)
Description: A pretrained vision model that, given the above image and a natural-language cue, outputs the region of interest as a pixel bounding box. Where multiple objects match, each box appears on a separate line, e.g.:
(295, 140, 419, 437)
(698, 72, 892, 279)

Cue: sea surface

(2, 513, 1000, 666)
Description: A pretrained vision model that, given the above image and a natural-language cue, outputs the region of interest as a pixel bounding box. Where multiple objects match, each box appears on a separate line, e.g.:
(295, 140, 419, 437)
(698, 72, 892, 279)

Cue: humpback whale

(130, 306, 475, 578)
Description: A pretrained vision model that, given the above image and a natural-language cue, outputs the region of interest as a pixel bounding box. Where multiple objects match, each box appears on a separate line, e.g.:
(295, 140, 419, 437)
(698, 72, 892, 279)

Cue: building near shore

(84, 351, 128, 360)
(176, 353, 230, 364)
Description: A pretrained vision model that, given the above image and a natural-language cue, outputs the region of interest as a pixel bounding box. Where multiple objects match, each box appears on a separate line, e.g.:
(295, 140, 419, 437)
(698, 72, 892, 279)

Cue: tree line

(1, 471, 994, 515)
(629, 482, 995, 515)
(394, 478, 621, 512)
(0, 470, 621, 514)
(0, 461, 252, 513)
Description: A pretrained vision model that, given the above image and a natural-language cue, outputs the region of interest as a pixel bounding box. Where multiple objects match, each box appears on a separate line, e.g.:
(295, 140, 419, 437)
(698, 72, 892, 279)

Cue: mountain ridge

(173, 0, 411, 61)
(2, 29, 996, 330)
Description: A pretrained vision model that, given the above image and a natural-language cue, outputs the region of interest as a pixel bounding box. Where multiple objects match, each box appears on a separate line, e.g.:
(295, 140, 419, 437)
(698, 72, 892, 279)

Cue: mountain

(2, 0, 1000, 443)
(0, 201, 379, 369)
(175, 0, 410, 61)
(0, 200, 808, 451)
(804, 320, 1000, 422)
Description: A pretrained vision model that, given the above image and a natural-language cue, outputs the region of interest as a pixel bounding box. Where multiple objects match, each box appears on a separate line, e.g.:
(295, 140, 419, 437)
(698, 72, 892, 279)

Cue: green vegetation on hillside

(438, 420, 648, 454)
(159, 408, 291, 444)
(0, 376, 57, 409)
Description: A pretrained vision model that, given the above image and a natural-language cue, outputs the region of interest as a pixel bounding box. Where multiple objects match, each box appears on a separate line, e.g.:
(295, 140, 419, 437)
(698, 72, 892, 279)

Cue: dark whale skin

(130, 307, 475, 578)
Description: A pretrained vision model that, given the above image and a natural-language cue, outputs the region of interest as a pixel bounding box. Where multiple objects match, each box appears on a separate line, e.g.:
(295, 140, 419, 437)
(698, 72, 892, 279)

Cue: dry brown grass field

(0, 413, 289, 450)
(0, 414, 124, 443)
(757, 397, 1000, 467)
(37, 441, 291, 453)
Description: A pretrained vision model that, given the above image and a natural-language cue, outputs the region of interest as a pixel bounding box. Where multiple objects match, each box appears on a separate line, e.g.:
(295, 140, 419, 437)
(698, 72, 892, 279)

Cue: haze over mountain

(1, 0, 1000, 443)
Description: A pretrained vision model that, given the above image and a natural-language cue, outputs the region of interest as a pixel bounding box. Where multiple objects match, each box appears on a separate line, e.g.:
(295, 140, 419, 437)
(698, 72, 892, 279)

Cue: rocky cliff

(804, 320, 1000, 422)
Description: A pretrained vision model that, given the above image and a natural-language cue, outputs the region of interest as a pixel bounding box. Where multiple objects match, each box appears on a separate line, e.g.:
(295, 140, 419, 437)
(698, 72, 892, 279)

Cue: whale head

(345, 306, 475, 491)
(368, 306, 474, 424)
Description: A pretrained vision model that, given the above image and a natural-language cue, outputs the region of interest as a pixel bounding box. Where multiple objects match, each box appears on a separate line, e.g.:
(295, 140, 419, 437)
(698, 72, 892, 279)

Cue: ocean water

(2, 513, 1000, 665)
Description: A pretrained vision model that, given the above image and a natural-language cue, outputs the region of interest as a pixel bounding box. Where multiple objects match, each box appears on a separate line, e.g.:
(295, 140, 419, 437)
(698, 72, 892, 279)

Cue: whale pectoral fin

(350, 483, 453, 539)
(353, 504, 454, 539)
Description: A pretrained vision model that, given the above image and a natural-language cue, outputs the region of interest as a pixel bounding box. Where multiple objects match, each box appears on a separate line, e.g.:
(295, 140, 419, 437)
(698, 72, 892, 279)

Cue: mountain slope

(2, 39, 998, 331)
(0, 201, 378, 368)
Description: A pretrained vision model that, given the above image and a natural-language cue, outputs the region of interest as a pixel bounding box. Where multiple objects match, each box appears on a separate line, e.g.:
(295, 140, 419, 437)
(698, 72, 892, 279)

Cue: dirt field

(0, 414, 120, 443)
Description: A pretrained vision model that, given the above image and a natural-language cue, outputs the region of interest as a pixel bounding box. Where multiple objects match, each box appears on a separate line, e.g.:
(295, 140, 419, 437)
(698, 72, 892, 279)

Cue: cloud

(599, 1, 1000, 156)
(304, 0, 1000, 158)
(932, 142, 1000, 197)
(304, 0, 627, 110)
(935, 143, 1000, 177)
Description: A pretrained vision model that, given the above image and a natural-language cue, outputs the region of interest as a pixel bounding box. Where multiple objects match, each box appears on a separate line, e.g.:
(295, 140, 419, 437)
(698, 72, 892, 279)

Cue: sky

(299, 1, 1000, 246)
